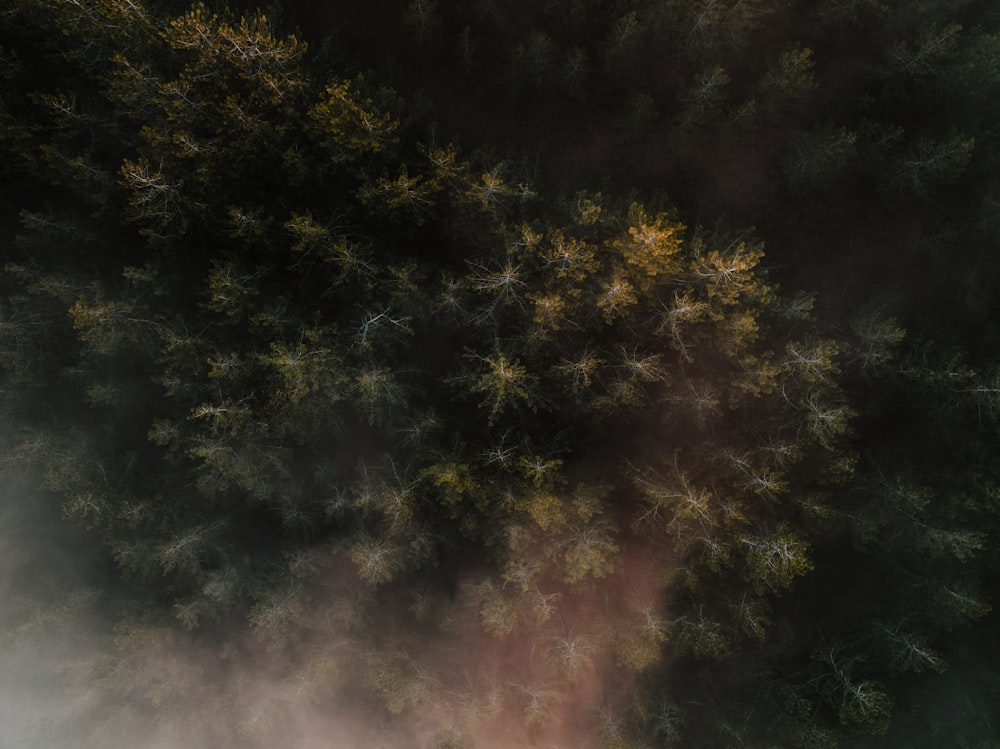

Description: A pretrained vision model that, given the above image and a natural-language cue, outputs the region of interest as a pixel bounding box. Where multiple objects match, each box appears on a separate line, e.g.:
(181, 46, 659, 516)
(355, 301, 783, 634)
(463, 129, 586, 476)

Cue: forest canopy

(1, 1, 999, 748)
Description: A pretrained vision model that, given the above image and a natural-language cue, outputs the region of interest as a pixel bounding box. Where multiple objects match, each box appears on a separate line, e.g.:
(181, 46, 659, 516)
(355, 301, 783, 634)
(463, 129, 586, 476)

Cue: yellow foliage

(615, 203, 685, 291)
(715, 311, 759, 358)
(540, 229, 597, 283)
(574, 192, 604, 226)
(518, 490, 566, 531)
(689, 241, 763, 306)
(350, 536, 406, 586)
(733, 354, 782, 399)
(558, 518, 619, 584)
(69, 286, 141, 354)
(597, 275, 637, 322)
(205, 260, 259, 319)
(362, 649, 428, 712)
(310, 80, 398, 160)
(470, 353, 535, 422)
(423, 462, 476, 507)
(258, 338, 333, 403)
(611, 609, 670, 670)
(782, 339, 840, 382)
(361, 169, 440, 223)
(529, 291, 568, 334)
(470, 578, 519, 636)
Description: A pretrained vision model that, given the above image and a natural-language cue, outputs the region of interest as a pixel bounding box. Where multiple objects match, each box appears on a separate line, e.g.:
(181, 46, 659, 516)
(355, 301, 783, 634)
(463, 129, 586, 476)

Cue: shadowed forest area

(1, 0, 1000, 747)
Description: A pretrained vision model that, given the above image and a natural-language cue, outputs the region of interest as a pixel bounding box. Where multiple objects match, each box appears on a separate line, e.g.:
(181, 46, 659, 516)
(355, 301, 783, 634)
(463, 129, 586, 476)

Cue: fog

(1, 467, 678, 749)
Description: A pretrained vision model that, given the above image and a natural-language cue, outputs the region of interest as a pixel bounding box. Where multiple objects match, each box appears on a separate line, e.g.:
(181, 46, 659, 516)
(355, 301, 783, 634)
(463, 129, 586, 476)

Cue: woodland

(1, 0, 999, 747)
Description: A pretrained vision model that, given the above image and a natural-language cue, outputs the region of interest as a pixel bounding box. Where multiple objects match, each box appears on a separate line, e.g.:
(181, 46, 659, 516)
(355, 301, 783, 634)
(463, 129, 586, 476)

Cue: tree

(817, 0, 890, 30)
(883, 22, 962, 80)
(845, 311, 906, 374)
(887, 131, 974, 197)
(610, 603, 670, 670)
(631, 465, 718, 543)
(623, 93, 657, 138)
(402, 0, 441, 49)
(362, 648, 432, 713)
(10, 1, 995, 745)
(468, 257, 527, 316)
(515, 679, 566, 726)
(508, 30, 556, 93)
(560, 46, 589, 99)
(673, 0, 777, 54)
(258, 331, 341, 405)
(602, 11, 642, 75)
(547, 633, 593, 683)
(556, 517, 619, 584)
(739, 525, 814, 593)
(615, 203, 685, 290)
(466, 351, 537, 423)
(350, 535, 408, 586)
(466, 577, 520, 636)
(359, 168, 441, 225)
(820, 649, 893, 733)
(553, 348, 604, 394)
(309, 78, 399, 161)
(119, 157, 186, 230)
(352, 367, 407, 427)
(784, 126, 859, 193)
(455, 26, 477, 74)
(757, 44, 817, 116)
(596, 275, 638, 323)
(730, 593, 771, 641)
(874, 622, 947, 674)
(673, 605, 731, 658)
(781, 339, 840, 384)
(463, 162, 523, 217)
(801, 392, 854, 451)
(688, 235, 764, 308)
(676, 65, 730, 128)
(205, 258, 263, 320)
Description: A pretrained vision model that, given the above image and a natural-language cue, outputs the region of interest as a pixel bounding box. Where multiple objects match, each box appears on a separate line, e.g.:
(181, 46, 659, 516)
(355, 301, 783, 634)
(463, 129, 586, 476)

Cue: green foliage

(758, 44, 817, 116)
(739, 526, 815, 593)
(603, 11, 642, 74)
(403, 0, 441, 48)
(672, 0, 778, 54)
(676, 65, 730, 129)
(2, 0, 999, 747)
(887, 131, 975, 197)
(509, 30, 556, 91)
(883, 22, 963, 79)
(785, 126, 859, 192)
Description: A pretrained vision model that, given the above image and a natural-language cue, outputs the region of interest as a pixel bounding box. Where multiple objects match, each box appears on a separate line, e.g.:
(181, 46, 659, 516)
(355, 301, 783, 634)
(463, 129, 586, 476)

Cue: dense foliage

(1, 1, 999, 748)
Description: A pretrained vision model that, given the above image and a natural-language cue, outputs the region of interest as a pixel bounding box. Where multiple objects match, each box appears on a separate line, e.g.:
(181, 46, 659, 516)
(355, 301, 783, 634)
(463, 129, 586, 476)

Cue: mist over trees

(1, 0, 999, 747)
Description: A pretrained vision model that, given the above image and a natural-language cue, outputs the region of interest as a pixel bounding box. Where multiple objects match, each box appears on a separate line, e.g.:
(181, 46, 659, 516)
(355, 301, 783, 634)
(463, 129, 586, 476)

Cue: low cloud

(2, 467, 681, 749)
